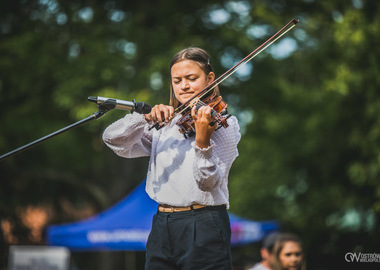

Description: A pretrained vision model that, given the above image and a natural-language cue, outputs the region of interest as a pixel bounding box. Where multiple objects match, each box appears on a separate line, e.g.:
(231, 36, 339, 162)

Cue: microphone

(88, 96, 151, 114)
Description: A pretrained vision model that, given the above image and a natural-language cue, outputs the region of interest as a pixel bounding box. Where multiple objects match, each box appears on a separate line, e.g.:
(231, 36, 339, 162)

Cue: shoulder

(227, 115, 240, 130)
(249, 263, 270, 270)
(219, 115, 241, 143)
(211, 115, 241, 152)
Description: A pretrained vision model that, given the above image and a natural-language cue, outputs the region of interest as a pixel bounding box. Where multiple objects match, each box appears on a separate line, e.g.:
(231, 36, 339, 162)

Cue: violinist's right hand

(144, 104, 174, 124)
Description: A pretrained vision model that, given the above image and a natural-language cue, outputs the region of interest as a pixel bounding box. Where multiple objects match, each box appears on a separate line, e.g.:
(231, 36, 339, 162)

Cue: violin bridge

(189, 98, 200, 109)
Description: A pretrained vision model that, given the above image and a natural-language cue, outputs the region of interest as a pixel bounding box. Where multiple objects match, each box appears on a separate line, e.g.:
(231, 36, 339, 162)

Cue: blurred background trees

(0, 0, 379, 269)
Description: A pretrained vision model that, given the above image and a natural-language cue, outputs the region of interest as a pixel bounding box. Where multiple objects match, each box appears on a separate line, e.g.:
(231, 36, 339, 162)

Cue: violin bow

(150, 18, 299, 130)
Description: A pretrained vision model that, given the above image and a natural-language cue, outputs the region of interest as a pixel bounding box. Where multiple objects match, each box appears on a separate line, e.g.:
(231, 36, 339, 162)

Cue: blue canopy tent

(47, 180, 278, 251)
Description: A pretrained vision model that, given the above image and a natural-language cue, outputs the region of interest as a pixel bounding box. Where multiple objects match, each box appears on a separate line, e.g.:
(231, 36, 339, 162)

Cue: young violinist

(102, 47, 241, 269)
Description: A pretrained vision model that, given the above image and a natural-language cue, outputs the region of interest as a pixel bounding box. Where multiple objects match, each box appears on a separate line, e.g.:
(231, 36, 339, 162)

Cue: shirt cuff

(192, 141, 215, 159)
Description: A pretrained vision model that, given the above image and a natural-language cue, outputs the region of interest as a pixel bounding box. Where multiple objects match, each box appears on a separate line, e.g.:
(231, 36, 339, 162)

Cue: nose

(291, 255, 301, 264)
(180, 79, 190, 90)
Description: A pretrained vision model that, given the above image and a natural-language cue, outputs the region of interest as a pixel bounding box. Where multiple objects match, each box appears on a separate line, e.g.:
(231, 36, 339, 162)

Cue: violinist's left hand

(191, 105, 217, 149)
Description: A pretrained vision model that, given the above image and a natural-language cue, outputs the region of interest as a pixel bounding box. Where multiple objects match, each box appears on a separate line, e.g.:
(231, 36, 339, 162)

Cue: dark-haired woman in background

(271, 233, 306, 270)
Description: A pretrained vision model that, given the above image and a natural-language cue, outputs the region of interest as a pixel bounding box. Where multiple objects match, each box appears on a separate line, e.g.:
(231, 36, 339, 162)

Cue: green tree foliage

(0, 0, 379, 269)
(229, 0, 380, 268)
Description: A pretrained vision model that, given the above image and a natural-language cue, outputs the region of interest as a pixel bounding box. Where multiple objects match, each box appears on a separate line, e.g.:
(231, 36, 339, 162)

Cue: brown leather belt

(158, 204, 207, 213)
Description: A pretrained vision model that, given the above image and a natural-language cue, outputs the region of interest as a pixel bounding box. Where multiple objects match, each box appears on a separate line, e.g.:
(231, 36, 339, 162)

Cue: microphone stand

(0, 100, 117, 161)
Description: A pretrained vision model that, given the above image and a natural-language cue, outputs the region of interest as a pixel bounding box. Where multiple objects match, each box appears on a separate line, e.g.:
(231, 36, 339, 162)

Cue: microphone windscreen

(135, 102, 152, 114)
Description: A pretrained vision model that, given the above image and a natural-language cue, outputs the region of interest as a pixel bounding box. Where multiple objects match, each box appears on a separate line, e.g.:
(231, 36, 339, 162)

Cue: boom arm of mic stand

(0, 101, 115, 161)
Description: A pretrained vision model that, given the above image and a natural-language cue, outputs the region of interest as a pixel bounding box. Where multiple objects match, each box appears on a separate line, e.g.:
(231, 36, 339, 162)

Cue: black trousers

(145, 205, 232, 270)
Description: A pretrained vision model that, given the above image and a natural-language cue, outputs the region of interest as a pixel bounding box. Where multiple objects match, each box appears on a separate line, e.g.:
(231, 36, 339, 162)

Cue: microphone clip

(93, 99, 119, 119)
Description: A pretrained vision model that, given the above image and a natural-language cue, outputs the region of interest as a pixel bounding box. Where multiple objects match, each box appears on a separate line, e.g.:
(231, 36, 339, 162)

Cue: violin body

(176, 93, 230, 138)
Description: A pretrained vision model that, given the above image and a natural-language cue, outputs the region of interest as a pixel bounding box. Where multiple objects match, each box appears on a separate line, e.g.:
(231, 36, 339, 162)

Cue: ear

(207, 72, 215, 83)
(260, 248, 270, 260)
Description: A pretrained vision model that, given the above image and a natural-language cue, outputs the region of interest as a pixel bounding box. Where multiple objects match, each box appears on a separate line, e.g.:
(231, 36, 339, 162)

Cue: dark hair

(271, 233, 306, 270)
(263, 232, 281, 254)
(169, 47, 220, 109)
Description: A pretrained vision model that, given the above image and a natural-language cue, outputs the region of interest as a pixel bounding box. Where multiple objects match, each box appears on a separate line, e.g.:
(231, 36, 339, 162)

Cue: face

(279, 241, 303, 270)
(171, 59, 215, 104)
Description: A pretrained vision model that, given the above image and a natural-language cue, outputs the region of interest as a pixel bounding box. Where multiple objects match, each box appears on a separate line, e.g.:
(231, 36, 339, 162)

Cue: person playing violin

(102, 47, 241, 269)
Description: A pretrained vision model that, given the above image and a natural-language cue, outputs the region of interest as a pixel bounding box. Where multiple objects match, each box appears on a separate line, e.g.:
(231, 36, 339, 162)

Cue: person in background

(271, 233, 306, 270)
(248, 232, 280, 270)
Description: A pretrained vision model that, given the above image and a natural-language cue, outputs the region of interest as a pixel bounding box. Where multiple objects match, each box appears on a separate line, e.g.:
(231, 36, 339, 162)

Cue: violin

(149, 19, 299, 138)
(176, 92, 231, 138)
